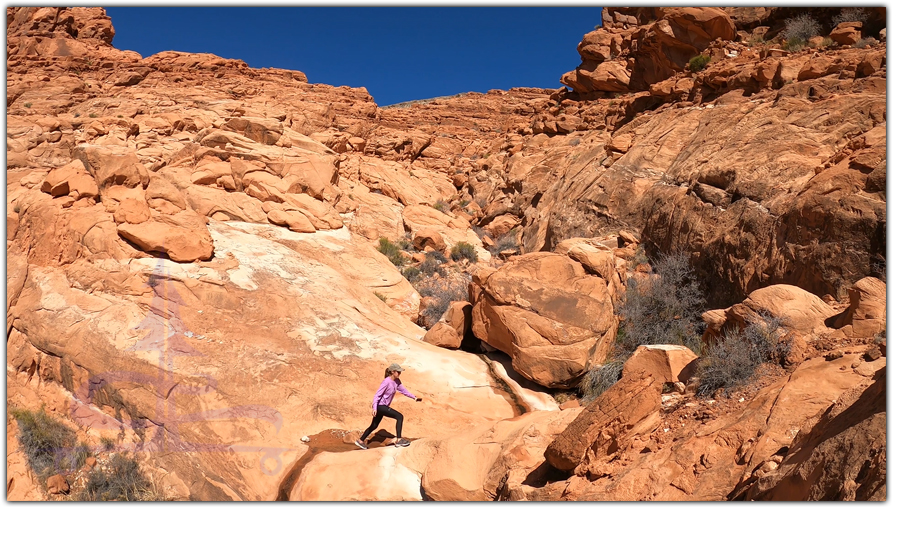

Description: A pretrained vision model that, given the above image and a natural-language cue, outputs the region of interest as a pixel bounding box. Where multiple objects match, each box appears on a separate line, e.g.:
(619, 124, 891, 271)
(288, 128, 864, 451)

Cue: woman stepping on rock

(355, 363, 422, 449)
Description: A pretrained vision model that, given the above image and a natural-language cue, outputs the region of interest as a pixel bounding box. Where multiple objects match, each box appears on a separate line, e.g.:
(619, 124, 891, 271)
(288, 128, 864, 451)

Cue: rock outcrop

(470, 253, 618, 387)
(6, 6, 886, 503)
(562, 8, 736, 93)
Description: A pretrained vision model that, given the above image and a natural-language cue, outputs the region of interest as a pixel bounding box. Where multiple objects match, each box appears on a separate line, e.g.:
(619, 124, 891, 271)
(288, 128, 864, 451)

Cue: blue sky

(104, 7, 603, 106)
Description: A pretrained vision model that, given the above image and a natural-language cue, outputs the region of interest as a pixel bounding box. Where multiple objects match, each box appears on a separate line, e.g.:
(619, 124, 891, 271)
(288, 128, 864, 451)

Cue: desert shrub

(489, 230, 520, 256)
(688, 54, 711, 72)
(450, 242, 478, 263)
(376, 237, 406, 267)
(820, 37, 834, 48)
(373, 291, 388, 302)
(579, 252, 704, 400)
(433, 200, 449, 213)
(832, 7, 868, 27)
(24, 102, 32, 108)
(580, 358, 626, 402)
(419, 256, 447, 278)
(785, 37, 806, 52)
(89, 113, 98, 118)
(783, 14, 822, 44)
(630, 244, 649, 268)
(403, 251, 448, 283)
(396, 235, 413, 251)
(77, 454, 152, 501)
(613, 252, 705, 361)
(695, 313, 791, 398)
(415, 274, 469, 329)
(853, 37, 877, 48)
(425, 250, 448, 265)
(100, 436, 117, 452)
(11, 408, 90, 481)
(401, 266, 421, 282)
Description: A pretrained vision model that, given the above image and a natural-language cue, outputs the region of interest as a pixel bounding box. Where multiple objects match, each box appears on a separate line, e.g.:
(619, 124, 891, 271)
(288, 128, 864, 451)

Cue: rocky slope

(6, 6, 886, 502)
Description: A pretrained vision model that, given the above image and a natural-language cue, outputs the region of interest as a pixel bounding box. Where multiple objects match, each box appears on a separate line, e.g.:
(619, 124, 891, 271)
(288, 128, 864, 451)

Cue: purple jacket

(372, 377, 416, 412)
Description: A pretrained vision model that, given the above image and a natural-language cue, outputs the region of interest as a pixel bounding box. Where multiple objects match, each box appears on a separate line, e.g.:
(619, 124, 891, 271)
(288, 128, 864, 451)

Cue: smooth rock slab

(117, 219, 214, 262)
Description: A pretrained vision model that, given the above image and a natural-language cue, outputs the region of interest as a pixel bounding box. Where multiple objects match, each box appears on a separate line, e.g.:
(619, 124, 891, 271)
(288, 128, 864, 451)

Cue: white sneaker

(354, 439, 368, 450)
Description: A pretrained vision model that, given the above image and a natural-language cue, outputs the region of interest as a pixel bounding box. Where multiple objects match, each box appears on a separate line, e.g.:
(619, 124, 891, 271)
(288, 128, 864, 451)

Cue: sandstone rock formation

(544, 341, 883, 500)
(562, 8, 736, 93)
(734, 367, 886, 500)
(703, 284, 837, 342)
(290, 407, 580, 501)
(423, 301, 472, 349)
(6, 6, 886, 503)
(470, 253, 618, 388)
(829, 277, 886, 338)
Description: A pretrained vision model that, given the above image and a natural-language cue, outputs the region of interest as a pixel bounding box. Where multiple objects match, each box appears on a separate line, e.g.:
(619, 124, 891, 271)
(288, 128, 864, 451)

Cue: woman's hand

(373, 409, 377, 416)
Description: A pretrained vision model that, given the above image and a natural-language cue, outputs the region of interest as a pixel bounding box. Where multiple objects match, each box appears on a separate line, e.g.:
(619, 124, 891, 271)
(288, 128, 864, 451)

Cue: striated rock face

(470, 253, 618, 388)
(735, 367, 886, 501)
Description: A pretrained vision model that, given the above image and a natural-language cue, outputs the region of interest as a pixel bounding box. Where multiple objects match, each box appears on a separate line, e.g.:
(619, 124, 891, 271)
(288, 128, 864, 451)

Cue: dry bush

(579, 252, 704, 401)
(579, 358, 626, 402)
(832, 8, 869, 27)
(695, 313, 792, 398)
(11, 408, 90, 482)
(450, 242, 478, 263)
(414, 272, 470, 329)
(77, 453, 155, 501)
(488, 230, 520, 256)
(614, 252, 705, 360)
(783, 14, 822, 48)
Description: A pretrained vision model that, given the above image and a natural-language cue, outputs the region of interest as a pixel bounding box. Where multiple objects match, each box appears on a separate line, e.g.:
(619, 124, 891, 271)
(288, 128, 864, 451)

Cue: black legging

(360, 405, 404, 441)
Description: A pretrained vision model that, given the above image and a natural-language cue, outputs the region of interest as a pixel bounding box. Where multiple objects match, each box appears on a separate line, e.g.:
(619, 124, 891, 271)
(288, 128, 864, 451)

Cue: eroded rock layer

(7, 6, 886, 502)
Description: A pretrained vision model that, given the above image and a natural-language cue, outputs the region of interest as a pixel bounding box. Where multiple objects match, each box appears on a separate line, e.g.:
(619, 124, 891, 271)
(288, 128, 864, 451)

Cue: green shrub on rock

(688, 54, 711, 72)
(450, 242, 478, 263)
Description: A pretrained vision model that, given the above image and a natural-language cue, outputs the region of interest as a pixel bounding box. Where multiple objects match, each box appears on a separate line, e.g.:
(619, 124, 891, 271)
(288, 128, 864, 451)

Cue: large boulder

(622, 345, 699, 385)
(117, 211, 214, 262)
(423, 301, 471, 349)
(73, 144, 151, 191)
(830, 277, 886, 337)
(719, 284, 835, 338)
(545, 372, 662, 472)
(471, 252, 618, 387)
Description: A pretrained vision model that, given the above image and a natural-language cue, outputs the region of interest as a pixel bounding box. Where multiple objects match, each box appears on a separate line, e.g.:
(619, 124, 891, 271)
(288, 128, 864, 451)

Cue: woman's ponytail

(384, 367, 402, 384)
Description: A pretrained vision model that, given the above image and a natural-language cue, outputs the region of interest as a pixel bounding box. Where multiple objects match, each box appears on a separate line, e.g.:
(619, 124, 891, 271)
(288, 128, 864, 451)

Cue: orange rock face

(6, 5, 886, 503)
(471, 253, 617, 388)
